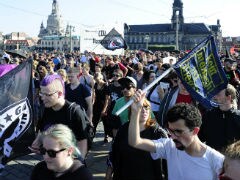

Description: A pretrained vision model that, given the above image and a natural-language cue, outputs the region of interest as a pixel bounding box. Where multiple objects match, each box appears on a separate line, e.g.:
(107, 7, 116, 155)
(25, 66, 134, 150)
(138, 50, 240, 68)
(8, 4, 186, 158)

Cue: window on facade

(152, 36, 156, 43)
(129, 36, 133, 43)
(134, 36, 137, 43)
(163, 36, 166, 43)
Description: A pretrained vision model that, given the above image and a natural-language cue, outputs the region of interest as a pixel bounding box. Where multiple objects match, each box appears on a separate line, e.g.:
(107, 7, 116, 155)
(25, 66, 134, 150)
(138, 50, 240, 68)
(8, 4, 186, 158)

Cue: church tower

(38, 0, 64, 37)
(51, 0, 59, 15)
(43, 0, 64, 36)
(38, 21, 47, 37)
(171, 0, 184, 30)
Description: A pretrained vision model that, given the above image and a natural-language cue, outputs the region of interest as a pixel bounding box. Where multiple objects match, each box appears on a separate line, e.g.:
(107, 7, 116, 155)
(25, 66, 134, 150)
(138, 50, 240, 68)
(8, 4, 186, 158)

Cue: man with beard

(128, 89, 224, 180)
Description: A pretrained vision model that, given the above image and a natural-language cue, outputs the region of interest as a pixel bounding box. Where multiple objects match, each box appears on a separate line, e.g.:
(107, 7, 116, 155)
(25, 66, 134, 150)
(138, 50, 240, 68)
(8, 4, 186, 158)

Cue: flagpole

(115, 67, 173, 116)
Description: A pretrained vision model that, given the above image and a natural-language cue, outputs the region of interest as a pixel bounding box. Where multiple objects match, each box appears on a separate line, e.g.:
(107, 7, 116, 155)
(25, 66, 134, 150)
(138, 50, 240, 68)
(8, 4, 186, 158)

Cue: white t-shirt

(151, 138, 224, 180)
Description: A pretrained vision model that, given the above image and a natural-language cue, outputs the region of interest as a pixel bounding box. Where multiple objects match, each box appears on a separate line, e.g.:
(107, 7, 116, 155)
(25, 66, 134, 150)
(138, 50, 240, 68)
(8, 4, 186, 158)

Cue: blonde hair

(225, 140, 240, 160)
(68, 67, 80, 74)
(49, 79, 64, 93)
(41, 124, 81, 158)
(57, 69, 69, 83)
(82, 63, 90, 71)
(225, 84, 238, 109)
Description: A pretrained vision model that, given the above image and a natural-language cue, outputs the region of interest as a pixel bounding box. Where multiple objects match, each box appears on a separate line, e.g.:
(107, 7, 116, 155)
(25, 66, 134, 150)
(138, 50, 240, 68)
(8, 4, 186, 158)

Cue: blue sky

(0, 0, 239, 37)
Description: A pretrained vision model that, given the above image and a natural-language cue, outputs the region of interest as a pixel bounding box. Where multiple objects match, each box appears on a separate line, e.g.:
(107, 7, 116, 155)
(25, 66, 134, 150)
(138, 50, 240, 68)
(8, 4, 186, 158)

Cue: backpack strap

(147, 83, 160, 105)
(68, 102, 76, 125)
(68, 102, 94, 151)
(67, 102, 87, 164)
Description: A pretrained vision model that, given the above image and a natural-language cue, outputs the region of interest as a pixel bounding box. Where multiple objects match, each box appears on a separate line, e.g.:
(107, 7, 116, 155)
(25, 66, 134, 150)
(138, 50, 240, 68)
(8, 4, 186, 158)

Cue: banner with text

(174, 36, 228, 108)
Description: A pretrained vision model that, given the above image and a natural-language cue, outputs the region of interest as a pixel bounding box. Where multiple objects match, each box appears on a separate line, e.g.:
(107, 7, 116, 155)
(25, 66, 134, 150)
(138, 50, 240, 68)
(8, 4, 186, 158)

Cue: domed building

(38, 0, 64, 37)
(37, 0, 80, 51)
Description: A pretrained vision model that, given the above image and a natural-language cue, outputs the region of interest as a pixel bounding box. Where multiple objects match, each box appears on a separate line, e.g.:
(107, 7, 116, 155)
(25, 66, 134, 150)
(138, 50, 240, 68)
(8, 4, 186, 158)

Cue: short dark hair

(143, 70, 155, 81)
(166, 103, 202, 129)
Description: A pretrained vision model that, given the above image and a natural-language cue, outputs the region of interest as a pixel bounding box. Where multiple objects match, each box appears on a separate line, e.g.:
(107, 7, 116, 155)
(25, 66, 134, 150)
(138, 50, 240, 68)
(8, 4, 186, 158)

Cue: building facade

(37, 35, 80, 51)
(124, 0, 222, 51)
(3, 32, 37, 50)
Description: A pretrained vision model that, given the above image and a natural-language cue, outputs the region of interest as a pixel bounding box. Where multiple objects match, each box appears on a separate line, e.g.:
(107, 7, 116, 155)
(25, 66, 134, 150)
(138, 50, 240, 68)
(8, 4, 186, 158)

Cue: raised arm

(128, 89, 156, 153)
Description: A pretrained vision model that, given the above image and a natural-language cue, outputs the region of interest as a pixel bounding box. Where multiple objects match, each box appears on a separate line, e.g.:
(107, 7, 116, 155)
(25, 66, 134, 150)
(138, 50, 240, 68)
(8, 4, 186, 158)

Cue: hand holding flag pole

(115, 68, 173, 116)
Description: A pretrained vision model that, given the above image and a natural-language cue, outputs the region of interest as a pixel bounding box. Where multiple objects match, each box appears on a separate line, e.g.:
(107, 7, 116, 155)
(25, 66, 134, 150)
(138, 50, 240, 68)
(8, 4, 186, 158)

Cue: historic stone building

(3, 32, 36, 50)
(38, 35, 80, 51)
(37, 0, 80, 51)
(124, 0, 222, 51)
(38, 0, 64, 38)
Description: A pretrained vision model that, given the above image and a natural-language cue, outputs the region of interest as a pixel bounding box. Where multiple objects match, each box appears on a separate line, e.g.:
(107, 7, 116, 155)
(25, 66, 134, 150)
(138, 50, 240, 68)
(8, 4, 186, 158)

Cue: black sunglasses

(40, 147, 66, 158)
(122, 84, 135, 90)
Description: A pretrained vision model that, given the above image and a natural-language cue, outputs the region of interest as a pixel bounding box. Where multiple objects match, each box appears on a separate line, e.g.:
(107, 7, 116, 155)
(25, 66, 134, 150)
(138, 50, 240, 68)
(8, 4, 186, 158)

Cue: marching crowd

(1, 49, 240, 180)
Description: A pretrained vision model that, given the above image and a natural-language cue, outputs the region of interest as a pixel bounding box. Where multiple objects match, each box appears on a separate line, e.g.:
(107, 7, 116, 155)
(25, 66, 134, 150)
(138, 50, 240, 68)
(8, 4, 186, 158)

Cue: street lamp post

(176, 11, 179, 51)
(144, 35, 149, 50)
(67, 25, 75, 52)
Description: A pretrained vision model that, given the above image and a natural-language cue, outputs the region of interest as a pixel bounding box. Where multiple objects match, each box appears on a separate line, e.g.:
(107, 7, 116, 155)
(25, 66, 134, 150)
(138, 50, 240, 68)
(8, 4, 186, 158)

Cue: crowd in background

(1, 48, 240, 179)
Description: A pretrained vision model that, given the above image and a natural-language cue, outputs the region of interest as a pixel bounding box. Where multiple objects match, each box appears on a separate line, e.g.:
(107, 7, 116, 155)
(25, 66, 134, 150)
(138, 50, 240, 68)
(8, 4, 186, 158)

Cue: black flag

(0, 59, 34, 169)
(100, 28, 127, 51)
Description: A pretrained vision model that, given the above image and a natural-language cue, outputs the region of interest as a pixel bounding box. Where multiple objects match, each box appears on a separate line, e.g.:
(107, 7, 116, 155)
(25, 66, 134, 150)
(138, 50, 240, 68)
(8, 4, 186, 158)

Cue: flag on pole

(174, 35, 228, 108)
(0, 59, 34, 169)
(100, 28, 127, 51)
(115, 36, 228, 116)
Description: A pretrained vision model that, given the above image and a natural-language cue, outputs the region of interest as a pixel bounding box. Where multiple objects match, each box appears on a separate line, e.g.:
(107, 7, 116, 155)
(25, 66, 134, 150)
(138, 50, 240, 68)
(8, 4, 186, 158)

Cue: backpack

(68, 102, 94, 150)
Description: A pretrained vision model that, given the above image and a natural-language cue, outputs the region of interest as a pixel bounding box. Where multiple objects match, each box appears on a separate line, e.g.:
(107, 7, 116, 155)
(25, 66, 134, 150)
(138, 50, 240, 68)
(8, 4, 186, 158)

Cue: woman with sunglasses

(106, 98, 168, 180)
(31, 124, 93, 180)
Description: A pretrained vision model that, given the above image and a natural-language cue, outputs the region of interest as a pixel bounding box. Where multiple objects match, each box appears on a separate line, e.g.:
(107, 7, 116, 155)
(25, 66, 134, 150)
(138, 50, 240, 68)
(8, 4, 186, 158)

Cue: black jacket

(112, 122, 168, 180)
(199, 107, 240, 151)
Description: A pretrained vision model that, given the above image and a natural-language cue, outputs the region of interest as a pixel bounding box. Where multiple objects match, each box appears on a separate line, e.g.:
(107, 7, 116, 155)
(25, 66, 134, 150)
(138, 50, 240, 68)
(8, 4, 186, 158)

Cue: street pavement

(0, 122, 111, 180)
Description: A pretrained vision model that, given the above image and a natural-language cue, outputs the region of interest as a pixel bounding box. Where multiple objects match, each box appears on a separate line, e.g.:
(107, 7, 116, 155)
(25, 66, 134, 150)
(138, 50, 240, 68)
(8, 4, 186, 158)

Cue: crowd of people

(1, 48, 240, 179)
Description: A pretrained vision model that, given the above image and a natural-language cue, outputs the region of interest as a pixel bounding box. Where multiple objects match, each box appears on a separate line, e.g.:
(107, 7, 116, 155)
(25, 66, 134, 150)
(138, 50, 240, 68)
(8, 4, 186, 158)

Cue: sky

(0, 0, 239, 37)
